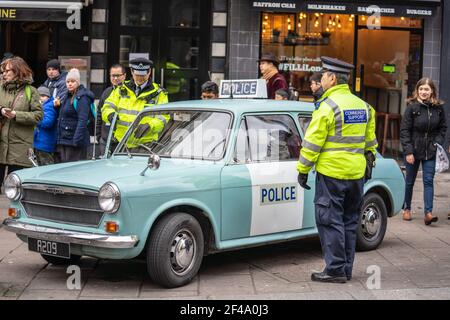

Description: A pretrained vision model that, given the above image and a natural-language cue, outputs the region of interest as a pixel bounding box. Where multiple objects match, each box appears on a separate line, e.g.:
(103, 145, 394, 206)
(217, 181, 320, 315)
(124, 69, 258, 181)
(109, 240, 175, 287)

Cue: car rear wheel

(356, 193, 388, 251)
(147, 213, 204, 288)
(41, 254, 81, 265)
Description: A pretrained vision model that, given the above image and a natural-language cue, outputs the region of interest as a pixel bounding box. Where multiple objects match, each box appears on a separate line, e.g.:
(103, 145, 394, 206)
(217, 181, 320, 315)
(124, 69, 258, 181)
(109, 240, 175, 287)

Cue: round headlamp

(4, 173, 22, 201)
(98, 182, 121, 213)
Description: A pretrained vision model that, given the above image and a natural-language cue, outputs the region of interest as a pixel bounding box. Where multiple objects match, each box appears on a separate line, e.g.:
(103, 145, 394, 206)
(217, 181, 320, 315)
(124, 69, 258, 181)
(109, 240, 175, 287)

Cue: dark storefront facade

(225, 0, 447, 156)
(0, 0, 223, 101)
(1, 0, 450, 154)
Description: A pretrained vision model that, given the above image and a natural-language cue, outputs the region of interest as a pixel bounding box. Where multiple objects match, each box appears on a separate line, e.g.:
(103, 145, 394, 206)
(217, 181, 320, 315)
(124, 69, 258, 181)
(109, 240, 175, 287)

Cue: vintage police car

(2, 98, 405, 288)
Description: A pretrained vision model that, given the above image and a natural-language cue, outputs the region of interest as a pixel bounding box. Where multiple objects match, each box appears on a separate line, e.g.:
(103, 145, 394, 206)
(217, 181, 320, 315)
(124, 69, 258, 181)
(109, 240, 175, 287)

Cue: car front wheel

(147, 213, 204, 288)
(356, 193, 388, 251)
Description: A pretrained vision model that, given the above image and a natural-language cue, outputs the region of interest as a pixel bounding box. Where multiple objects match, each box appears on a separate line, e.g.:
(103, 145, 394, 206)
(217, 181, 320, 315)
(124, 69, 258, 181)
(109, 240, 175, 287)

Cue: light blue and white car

(2, 99, 405, 288)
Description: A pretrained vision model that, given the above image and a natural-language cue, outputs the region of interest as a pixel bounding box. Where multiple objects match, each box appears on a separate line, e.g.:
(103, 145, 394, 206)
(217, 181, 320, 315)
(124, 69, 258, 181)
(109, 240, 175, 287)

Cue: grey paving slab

(251, 269, 311, 294)
(199, 274, 255, 297)
(370, 287, 450, 300)
(80, 278, 142, 298)
(19, 289, 80, 300)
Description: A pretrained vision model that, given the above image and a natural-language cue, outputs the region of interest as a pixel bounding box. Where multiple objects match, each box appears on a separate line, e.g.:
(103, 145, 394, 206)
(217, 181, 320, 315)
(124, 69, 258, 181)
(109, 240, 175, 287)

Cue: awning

(250, 0, 440, 17)
(0, 1, 84, 21)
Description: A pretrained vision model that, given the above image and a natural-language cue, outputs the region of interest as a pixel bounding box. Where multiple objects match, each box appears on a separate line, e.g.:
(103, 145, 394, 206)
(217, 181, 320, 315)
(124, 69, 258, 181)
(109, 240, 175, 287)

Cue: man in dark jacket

(258, 53, 288, 99)
(42, 59, 68, 108)
(95, 64, 126, 156)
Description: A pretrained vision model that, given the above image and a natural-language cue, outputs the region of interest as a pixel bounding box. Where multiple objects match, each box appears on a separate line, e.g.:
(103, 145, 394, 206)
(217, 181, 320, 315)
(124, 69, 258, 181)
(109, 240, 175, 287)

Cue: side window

(234, 114, 302, 163)
(298, 116, 312, 135)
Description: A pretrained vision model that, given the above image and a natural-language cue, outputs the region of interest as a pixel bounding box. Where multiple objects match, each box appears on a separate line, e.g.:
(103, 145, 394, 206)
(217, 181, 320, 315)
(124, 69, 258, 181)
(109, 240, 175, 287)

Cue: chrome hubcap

(170, 229, 196, 276)
(362, 204, 381, 239)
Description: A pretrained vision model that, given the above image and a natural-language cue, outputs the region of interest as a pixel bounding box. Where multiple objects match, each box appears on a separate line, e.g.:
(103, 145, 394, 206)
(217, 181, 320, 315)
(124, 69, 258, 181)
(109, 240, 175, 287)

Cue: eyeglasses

(110, 73, 124, 78)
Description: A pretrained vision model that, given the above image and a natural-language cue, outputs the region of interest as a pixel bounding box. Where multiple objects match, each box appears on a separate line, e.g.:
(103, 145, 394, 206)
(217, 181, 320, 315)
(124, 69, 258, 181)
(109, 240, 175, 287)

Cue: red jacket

(266, 72, 288, 99)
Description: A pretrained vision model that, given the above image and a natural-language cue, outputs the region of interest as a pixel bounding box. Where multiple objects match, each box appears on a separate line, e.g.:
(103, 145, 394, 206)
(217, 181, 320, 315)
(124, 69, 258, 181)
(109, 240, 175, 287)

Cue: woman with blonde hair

(400, 77, 447, 225)
(0, 56, 42, 185)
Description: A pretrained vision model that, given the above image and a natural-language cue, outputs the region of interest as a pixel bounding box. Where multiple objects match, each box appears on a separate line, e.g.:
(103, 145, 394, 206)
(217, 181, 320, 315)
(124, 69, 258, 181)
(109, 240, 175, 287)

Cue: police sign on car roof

(219, 79, 267, 98)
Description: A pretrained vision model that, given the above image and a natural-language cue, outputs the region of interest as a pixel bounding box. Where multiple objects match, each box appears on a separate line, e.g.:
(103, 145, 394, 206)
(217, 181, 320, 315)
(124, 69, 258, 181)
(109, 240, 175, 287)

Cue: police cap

(129, 57, 153, 75)
(321, 56, 354, 75)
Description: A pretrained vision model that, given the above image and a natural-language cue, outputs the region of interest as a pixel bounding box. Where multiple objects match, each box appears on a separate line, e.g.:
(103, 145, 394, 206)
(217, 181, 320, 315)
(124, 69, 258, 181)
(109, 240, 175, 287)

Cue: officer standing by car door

(101, 57, 169, 151)
(296, 57, 378, 283)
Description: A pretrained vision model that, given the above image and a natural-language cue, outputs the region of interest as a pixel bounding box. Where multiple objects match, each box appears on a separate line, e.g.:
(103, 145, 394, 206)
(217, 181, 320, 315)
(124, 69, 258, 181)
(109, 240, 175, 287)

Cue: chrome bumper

(2, 219, 139, 249)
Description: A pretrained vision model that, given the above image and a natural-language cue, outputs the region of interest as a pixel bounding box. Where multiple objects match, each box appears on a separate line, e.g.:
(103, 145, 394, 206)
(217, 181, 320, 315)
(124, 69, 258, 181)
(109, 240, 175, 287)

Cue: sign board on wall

(59, 56, 91, 88)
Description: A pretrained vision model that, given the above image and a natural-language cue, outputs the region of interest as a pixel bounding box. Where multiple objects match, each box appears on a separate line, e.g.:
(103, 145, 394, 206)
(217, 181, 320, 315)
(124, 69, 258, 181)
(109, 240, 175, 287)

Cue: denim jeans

(403, 157, 436, 215)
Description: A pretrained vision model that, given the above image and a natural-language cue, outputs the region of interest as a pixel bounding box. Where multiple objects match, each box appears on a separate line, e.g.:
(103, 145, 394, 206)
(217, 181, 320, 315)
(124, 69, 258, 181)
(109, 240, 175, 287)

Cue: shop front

(0, 1, 90, 85)
(251, 0, 441, 157)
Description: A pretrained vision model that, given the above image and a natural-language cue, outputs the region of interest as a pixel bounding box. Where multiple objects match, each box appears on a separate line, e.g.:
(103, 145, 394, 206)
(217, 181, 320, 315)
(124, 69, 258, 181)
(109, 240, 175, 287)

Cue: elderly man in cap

(296, 56, 377, 283)
(42, 59, 68, 108)
(258, 52, 288, 99)
(102, 57, 169, 148)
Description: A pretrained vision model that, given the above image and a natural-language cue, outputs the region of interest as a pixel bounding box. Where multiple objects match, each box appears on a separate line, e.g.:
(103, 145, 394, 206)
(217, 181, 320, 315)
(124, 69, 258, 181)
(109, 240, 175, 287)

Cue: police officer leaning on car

(101, 57, 169, 149)
(296, 56, 378, 283)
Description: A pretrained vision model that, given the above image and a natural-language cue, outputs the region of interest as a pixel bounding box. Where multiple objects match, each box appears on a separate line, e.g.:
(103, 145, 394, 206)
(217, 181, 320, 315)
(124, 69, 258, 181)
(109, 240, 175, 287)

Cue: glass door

(355, 16, 423, 158)
(110, 0, 211, 101)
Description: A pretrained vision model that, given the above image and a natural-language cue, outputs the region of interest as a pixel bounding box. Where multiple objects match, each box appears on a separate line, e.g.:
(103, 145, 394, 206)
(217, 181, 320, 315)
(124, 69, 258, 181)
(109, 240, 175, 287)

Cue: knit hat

(37, 86, 51, 97)
(66, 68, 81, 84)
(46, 59, 60, 71)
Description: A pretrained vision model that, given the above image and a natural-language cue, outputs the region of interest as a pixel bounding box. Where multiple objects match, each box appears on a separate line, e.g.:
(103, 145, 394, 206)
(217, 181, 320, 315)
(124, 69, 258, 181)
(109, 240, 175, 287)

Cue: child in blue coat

(33, 86, 57, 165)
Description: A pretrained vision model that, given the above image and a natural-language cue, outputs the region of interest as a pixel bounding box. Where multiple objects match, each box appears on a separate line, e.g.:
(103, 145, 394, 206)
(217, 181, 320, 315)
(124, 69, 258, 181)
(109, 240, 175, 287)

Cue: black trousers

(314, 172, 364, 278)
(0, 164, 26, 186)
(56, 145, 87, 163)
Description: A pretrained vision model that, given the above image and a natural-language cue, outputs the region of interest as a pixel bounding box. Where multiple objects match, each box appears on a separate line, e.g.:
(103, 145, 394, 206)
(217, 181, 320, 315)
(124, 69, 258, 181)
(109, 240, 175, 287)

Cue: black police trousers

(314, 172, 364, 278)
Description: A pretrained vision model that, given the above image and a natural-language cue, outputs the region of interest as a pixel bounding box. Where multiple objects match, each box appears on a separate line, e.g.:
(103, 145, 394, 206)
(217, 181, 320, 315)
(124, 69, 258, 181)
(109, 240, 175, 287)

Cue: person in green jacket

(0, 56, 43, 185)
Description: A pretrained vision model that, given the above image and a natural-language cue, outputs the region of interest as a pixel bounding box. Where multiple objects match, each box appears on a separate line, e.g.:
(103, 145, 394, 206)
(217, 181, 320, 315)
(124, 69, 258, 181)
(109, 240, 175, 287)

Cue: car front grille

(20, 184, 104, 227)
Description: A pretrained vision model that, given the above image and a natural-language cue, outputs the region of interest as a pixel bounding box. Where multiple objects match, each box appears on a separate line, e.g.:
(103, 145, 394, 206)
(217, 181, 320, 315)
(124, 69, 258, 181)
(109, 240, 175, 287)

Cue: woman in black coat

(400, 77, 447, 225)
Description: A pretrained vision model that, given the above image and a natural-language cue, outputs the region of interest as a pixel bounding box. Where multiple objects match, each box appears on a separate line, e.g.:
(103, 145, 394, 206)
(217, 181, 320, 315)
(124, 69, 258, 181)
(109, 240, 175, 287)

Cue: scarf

(262, 67, 279, 82)
(1, 79, 32, 92)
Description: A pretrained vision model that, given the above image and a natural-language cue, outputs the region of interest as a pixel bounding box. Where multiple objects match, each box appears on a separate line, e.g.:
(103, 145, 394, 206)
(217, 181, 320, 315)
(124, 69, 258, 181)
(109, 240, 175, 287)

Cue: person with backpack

(258, 52, 288, 99)
(33, 86, 57, 165)
(56, 68, 95, 163)
(0, 56, 43, 184)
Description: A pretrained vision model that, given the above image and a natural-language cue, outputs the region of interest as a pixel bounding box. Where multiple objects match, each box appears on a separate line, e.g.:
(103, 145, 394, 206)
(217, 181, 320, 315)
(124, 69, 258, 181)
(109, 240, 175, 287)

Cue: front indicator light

(8, 208, 19, 218)
(105, 221, 119, 233)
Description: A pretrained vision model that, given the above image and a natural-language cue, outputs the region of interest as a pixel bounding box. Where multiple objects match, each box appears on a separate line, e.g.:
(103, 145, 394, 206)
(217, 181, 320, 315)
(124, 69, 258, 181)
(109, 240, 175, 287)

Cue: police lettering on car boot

(101, 57, 169, 148)
(296, 56, 378, 283)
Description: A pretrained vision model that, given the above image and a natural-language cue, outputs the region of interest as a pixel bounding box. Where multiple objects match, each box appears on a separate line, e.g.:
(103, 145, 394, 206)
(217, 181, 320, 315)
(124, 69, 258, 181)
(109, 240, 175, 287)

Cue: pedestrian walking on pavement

(297, 56, 377, 283)
(56, 68, 95, 163)
(33, 86, 57, 165)
(258, 52, 288, 99)
(400, 77, 447, 225)
(0, 56, 43, 184)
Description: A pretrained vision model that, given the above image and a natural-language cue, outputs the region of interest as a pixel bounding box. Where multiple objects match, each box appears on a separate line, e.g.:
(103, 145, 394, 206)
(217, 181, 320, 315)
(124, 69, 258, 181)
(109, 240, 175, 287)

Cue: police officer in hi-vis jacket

(297, 57, 378, 283)
(101, 57, 169, 149)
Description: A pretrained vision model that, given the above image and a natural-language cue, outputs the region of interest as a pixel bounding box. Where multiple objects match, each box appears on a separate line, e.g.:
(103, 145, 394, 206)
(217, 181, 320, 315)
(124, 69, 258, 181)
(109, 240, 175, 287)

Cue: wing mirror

(140, 154, 161, 176)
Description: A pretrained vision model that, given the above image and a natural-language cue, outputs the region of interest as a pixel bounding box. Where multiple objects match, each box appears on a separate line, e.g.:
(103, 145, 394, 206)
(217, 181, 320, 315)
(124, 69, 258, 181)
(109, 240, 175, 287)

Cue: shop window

(120, 0, 153, 27)
(168, 0, 200, 27)
(261, 12, 355, 98)
(168, 36, 199, 69)
(358, 16, 422, 29)
(119, 35, 152, 66)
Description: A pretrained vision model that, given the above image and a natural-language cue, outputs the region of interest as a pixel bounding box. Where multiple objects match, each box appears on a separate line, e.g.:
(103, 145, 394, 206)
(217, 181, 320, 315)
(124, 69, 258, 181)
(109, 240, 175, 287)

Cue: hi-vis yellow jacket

(102, 80, 169, 146)
(297, 84, 378, 180)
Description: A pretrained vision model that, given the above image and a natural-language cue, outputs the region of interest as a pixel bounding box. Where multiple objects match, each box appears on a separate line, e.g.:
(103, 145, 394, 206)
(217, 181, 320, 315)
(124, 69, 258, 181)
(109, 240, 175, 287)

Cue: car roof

(144, 99, 315, 115)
